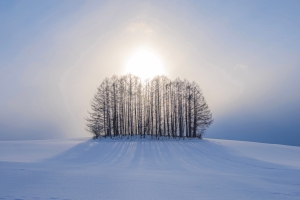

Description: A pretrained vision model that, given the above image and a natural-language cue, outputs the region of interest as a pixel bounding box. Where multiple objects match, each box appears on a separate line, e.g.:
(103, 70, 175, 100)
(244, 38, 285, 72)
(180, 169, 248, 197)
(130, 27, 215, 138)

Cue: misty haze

(0, 1, 300, 200)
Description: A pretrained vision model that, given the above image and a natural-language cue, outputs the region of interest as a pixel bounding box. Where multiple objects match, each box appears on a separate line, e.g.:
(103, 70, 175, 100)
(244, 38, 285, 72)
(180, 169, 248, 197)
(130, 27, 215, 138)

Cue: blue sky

(0, 0, 299, 146)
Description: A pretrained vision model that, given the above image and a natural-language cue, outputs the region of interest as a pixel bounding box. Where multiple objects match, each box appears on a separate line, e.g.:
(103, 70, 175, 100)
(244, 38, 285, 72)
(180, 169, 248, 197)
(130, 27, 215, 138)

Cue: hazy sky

(1, 0, 299, 146)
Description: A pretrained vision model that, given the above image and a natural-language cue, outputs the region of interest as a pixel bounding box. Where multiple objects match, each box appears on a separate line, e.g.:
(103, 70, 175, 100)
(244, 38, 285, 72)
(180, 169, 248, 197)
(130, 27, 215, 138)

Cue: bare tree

(86, 74, 213, 139)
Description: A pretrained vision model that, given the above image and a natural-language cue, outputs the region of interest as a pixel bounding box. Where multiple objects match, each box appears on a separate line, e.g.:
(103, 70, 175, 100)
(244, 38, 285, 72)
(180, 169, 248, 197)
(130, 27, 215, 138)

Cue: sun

(125, 49, 165, 80)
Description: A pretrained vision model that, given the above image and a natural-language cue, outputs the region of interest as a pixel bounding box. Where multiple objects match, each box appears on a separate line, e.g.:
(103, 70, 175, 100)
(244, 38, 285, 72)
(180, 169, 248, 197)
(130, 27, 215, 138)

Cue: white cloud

(126, 22, 154, 34)
(235, 64, 248, 71)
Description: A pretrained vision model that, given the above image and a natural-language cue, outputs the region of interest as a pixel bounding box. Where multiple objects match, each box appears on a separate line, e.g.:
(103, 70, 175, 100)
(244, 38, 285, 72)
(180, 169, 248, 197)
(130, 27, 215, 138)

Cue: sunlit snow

(0, 138, 299, 199)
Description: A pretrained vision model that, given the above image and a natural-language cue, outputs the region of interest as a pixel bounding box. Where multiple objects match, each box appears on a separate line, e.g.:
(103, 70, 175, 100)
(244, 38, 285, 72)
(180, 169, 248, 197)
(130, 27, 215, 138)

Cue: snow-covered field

(0, 137, 299, 200)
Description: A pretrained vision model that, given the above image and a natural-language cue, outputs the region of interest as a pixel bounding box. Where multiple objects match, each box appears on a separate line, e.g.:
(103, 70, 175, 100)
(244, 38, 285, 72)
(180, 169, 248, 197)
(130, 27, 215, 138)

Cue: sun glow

(125, 49, 165, 80)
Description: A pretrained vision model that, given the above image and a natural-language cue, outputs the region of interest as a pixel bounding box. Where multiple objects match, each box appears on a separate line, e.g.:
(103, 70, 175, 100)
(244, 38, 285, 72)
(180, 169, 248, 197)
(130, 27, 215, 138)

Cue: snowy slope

(0, 137, 299, 200)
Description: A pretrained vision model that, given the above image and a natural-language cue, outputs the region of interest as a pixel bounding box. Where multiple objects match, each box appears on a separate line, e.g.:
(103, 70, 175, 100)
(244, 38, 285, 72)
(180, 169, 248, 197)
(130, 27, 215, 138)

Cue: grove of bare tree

(86, 74, 213, 139)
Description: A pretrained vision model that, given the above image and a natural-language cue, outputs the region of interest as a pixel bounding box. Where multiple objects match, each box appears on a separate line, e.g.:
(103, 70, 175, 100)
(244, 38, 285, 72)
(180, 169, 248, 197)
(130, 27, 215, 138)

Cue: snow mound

(0, 138, 299, 200)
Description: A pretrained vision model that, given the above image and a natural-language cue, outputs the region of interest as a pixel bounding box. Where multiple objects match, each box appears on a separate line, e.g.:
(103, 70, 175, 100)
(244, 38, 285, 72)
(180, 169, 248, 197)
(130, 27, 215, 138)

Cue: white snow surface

(0, 137, 299, 200)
